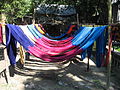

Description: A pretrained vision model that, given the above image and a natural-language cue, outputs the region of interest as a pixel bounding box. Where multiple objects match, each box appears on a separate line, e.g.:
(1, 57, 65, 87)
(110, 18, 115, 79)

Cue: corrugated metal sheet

(112, 0, 119, 4)
(36, 4, 76, 16)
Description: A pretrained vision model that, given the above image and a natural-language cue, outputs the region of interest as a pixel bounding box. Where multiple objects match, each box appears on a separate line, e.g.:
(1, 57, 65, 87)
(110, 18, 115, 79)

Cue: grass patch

(114, 46, 120, 52)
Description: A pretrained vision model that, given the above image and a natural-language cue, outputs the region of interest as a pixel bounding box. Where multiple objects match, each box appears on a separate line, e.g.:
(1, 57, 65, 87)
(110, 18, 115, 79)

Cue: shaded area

(15, 57, 108, 90)
(1, 53, 120, 90)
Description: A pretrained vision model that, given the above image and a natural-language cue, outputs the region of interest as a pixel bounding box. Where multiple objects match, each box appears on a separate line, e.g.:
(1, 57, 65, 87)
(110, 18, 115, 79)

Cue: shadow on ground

(14, 57, 113, 90)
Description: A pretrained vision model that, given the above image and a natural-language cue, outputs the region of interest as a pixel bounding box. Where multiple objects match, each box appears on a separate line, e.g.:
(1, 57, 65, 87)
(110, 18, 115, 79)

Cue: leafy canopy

(0, 0, 32, 23)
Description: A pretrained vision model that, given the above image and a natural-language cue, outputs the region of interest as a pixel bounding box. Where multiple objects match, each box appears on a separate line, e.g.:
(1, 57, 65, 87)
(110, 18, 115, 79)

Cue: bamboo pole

(106, 0, 112, 89)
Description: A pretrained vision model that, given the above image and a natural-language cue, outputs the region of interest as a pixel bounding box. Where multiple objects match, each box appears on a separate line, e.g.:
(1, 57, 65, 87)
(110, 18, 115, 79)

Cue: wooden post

(32, 8, 36, 24)
(0, 13, 9, 83)
(19, 45, 25, 68)
(106, 0, 112, 89)
(76, 13, 80, 29)
(87, 57, 90, 71)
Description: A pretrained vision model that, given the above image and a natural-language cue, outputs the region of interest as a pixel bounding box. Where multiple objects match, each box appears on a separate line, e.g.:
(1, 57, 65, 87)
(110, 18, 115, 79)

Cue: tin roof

(36, 4, 76, 16)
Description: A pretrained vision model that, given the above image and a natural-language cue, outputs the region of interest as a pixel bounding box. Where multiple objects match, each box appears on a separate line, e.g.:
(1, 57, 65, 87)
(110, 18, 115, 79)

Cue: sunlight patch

(66, 73, 83, 82)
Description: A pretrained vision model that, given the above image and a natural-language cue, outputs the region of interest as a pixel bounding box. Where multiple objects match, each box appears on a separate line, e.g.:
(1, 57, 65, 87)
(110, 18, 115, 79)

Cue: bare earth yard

(0, 56, 120, 90)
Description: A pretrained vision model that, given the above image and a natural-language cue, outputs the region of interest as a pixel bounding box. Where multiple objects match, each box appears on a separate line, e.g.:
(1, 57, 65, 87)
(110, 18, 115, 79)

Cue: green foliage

(0, 0, 109, 24)
(0, 0, 32, 23)
(114, 46, 120, 52)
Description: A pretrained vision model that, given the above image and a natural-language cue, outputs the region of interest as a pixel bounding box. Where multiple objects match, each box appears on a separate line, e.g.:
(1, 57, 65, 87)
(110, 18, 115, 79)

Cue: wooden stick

(3, 69, 8, 83)
(76, 13, 80, 29)
(87, 57, 90, 71)
(19, 46, 25, 64)
(106, 0, 112, 89)
(19, 45, 25, 68)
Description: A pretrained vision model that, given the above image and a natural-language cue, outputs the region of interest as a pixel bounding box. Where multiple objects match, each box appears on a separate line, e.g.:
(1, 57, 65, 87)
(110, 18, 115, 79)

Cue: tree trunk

(0, 13, 6, 24)
(32, 8, 36, 24)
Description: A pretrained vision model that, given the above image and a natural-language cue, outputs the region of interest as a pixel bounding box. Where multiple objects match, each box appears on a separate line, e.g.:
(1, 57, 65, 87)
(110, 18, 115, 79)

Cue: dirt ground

(0, 55, 120, 90)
